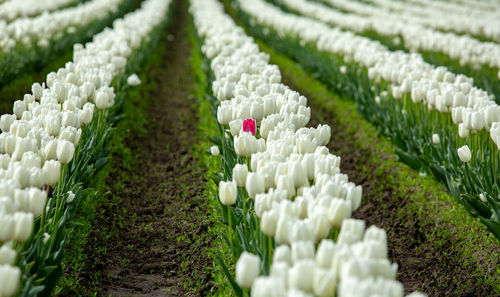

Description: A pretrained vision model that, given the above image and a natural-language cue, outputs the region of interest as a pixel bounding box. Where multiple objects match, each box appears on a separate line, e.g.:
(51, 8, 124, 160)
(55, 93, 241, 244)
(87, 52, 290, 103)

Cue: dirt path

(74, 1, 214, 296)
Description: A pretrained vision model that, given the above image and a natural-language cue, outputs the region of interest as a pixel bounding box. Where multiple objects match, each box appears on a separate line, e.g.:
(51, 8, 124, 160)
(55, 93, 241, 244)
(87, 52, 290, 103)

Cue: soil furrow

(72, 1, 214, 296)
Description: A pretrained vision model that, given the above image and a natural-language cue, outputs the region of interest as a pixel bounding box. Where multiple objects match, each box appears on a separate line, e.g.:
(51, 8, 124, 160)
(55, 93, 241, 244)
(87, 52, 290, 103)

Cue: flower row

(0, 0, 123, 53)
(328, 0, 500, 43)
(192, 0, 426, 296)
(0, 0, 79, 23)
(280, 0, 500, 73)
(0, 0, 169, 295)
(239, 0, 500, 151)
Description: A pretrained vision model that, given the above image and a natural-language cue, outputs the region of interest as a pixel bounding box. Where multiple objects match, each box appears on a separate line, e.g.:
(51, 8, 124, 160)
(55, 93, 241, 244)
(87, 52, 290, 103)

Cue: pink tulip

(243, 118, 256, 136)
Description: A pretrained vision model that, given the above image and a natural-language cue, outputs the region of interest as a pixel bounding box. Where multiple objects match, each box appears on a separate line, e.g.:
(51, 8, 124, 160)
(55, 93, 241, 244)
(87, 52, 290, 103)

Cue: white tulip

(458, 123, 469, 139)
(273, 245, 291, 265)
(210, 145, 220, 156)
(127, 74, 141, 86)
(232, 163, 248, 187)
(42, 160, 61, 186)
(457, 145, 471, 162)
(13, 100, 27, 119)
(315, 239, 336, 268)
(0, 115, 16, 133)
(0, 265, 21, 297)
(432, 134, 440, 144)
(57, 140, 75, 164)
(291, 241, 315, 263)
(13, 212, 34, 242)
(346, 185, 362, 211)
(31, 83, 43, 100)
(313, 268, 337, 297)
(0, 245, 17, 265)
(219, 180, 237, 206)
(288, 260, 315, 292)
(337, 219, 366, 245)
(276, 175, 295, 200)
(246, 172, 265, 198)
(235, 252, 261, 289)
(261, 209, 278, 236)
(217, 105, 232, 125)
(28, 188, 47, 217)
(250, 276, 286, 297)
(312, 213, 330, 242)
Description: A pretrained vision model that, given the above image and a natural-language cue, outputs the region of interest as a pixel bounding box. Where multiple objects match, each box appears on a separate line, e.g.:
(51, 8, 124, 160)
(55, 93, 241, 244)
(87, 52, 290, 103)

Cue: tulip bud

(61, 111, 79, 128)
(0, 215, 15, 242)
(289, 260, 315, 292)
(13, 212, 34, 242)
(364, 225, 387, 246)
(312, 213, 331, 241)
(217, 105, 232, 126)
(226, 119, 241, 138)
(235, 252, 261, 289)
(28, 188, 47, 217)
(276, 175, 295, 200)
(57, 140, 75, 164)
(346, 185, 362, 211)
(457, 145, 471, 162)
(313, 268, 337, 297)
(95, 91, 112, 109)
(0, 245, 16, 265)
(13, 165, 30, 189)
(0, 114, 16, 133)
(337, 219, 365, 245)
(210, 145, 220, 156)
(242, 118, 256, 136)
(43, 160, 61, 186)
(78, 108, 93, 126)
(32, 83, 43, 99)
(13, 100, 26, 119)
(275, 214, 292, 245)
(250, 276, 286, 297)
(261, 209, 278, 236)
(432, 134, 440, 144)
(458, 123, 469, 139)
(44, 115, 61, 136)
(127, 74, 141, 86)
(273, 245, 291, 265)
(316, 239, 336, 268)
(0, 264, 21, 297)
(232, 164, 248, 187)
(246, 172, 265, 199)
(291, 241, 315, 263)
(219, 181, 237, 206)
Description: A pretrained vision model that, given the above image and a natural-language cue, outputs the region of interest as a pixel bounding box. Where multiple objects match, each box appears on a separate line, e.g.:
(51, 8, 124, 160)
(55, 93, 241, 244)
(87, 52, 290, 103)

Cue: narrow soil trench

(74, 1, 214, 296)
(284, 77, 497, 297)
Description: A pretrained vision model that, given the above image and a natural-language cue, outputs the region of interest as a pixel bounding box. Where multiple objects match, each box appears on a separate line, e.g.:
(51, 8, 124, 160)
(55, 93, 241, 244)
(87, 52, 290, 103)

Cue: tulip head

(242, 118, 256, 136)
(219, 181, 237, 206)
(235, 252, 261, 289)
(457, 145, 471, 163)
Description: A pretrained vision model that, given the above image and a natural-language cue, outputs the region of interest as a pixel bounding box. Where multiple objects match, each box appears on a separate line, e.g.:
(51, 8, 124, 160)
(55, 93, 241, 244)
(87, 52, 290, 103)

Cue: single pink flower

(242, 118, 256, 136)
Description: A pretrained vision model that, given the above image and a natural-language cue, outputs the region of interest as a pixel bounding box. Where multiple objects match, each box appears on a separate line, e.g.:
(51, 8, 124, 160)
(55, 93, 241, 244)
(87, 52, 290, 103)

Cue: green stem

(51, 163, 67, 229)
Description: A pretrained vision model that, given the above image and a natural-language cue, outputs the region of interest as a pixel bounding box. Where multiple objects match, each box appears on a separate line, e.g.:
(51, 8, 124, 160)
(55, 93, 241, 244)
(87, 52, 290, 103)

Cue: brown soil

(285, 77, 499, 296)
(68, 1, 214, 296)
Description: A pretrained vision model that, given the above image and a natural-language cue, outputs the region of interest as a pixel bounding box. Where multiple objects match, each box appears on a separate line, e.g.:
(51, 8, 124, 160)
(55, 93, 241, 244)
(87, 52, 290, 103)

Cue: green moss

(188, 14, 234, 297)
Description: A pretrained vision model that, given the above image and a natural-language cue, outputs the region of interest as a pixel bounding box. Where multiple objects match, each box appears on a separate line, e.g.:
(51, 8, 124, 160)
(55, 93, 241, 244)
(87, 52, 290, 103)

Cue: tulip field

(0, 0, 499, 296)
